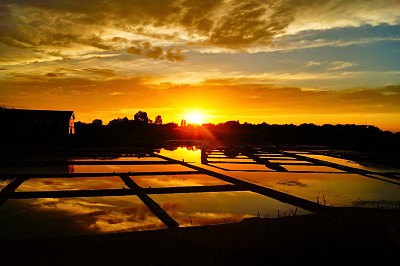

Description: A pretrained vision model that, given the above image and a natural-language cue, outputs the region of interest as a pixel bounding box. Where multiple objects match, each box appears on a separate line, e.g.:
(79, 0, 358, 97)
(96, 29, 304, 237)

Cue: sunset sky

(1, 0, 399, 131)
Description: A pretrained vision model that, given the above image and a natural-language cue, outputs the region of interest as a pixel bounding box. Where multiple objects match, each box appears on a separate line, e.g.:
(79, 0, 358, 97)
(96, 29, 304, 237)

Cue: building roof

(0, 109, 74, 121)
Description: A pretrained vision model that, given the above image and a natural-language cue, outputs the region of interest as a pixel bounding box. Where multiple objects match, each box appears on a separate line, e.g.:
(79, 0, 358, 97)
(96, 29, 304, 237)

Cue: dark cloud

(178, 0, 224, 35)
(126, 45, 142, 55)
(166, 48, 185, 62)
(142, 42, 163, 59)
(111, 37, 129, 43)
(47, 50, 70, 60)
(81, 35, 115, 51)
(127, 42, 163, 59)
(80, 68, 116, 77)
(209, 1, 292, 48)
(127, 42, 185, 61)
(44, 72, 58, 77)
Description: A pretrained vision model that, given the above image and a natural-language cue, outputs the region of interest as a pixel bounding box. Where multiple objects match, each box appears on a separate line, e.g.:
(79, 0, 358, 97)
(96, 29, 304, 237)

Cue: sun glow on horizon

(185, 111, 207, 125)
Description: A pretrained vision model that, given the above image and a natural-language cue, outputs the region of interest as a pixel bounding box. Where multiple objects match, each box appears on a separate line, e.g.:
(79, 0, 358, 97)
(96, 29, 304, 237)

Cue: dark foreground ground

(0, 207, 399, 265)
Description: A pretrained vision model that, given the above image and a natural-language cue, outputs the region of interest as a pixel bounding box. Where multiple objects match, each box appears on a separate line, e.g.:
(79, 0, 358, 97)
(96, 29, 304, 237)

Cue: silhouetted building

(0, 109, 75, 143)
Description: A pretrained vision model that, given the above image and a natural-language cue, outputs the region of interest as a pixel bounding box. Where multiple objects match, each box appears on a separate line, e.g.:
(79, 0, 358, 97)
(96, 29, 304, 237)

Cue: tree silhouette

(108, 117, 130, 127)
(134, 111, 149, 124)
(92, 119, 103, 126)
(155, 115, 162, 125)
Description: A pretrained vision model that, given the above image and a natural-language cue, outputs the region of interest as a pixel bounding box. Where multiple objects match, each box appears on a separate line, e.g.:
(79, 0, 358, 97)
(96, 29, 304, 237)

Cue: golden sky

(1, 0, 400, 131)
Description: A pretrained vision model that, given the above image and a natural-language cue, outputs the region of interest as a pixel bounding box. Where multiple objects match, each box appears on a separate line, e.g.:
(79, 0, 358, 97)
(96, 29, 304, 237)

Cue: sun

(185, 111, 205, 125)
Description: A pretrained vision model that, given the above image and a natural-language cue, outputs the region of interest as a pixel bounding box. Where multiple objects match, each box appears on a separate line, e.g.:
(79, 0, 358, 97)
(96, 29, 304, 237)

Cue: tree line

(71, 110, 400, 154)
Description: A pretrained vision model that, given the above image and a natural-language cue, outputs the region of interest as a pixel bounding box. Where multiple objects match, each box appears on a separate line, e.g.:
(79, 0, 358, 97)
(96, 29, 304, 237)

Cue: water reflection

(270, 160, 313, 164)
(159, 147, 202, 164)
(72, 164, 191, 173)
(282, 165, 344, 172)
(16, 177, 127, 191)
(0, 196, 166, 240)
(0, 178, 13, 190)
(301, 154, 400, 172)
(1, 146, 399, 240)
(195, 148, 400, 207)
(151, 192, 310, 226)
(220, 171, 400, 207)
(71, 156, 166, 162)
(132, 174, 230, 188)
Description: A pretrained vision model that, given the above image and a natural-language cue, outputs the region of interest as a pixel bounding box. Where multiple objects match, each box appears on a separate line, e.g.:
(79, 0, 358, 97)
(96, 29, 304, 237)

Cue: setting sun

(185, 111, 206, 125)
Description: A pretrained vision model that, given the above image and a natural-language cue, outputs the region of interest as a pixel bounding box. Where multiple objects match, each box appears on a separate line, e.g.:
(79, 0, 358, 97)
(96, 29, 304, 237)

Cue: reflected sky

(71, 156, 166, 162)
(301, 154, 400, 172)
(208, 163, 271, 172)
(72, 164, 191, 173)
(1, 146, 399, 240)
(196, 148, 400, 207)
(208, 158, 255, 163)
(16, 177, 127, 191)
(270, 160, 313, 164)
(159, 147, 202, 164)
(0, 178, 13, 190)
(0, 196, 166, 240)
(282, 165, 344, 172)
(151, 192, 310, 227)
(208, 155, 250, 159)
(132, 174, 230, 188)
(258, 156, 297, 160)
(225, 172, 400, 207)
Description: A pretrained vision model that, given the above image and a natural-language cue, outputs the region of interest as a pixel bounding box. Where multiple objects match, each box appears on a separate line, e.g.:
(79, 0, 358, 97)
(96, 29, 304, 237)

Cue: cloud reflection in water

(0, 196, 166, 240)
(151, 191, 310, 227)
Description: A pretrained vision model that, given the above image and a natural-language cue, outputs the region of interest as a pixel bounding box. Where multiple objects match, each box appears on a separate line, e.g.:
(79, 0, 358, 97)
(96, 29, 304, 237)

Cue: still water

(0, 146, 399, 240)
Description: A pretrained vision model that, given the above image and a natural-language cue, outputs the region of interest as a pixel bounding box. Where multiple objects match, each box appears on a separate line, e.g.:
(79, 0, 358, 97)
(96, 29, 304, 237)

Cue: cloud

(304, 61, 324, 67)
(126, 45, 142, 55)
(142, 42, 163, 59)
(207, 1, 292, 48)
(126, 42, 163, 60)
(166, 48, 185, 62)
(2, 0, 398, 58)
(269, 24, 400, 53)
(47, 50, 70, 60)
(111, 37, 129, 43)
(127, 42, 185, 61)
(328, 61, 354, 70)
(44, 72, 57, 77)
(287, 0, 400, 34)
(80, 68, 116, 77)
